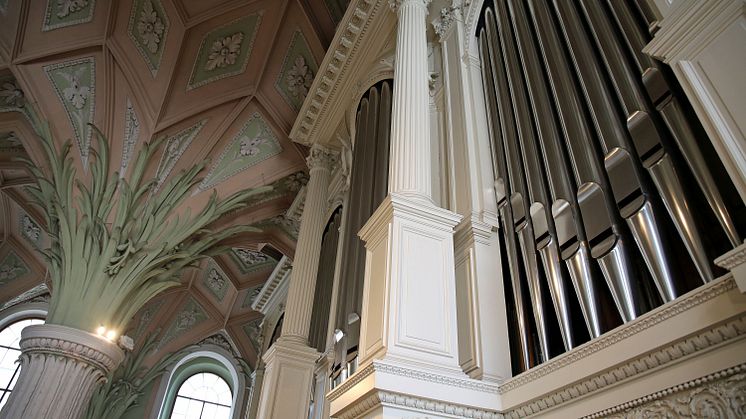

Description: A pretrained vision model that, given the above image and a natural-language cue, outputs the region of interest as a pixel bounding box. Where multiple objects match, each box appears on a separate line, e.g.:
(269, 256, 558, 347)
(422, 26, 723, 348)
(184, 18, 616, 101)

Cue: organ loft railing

(477, 0, 744, 374)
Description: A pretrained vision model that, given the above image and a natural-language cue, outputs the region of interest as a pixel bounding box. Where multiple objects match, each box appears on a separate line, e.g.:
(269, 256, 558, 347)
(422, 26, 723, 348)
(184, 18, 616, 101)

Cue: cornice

(290, 0, 378, 145)
(251, 256, 293, 315)
(499, 276, 736, 394)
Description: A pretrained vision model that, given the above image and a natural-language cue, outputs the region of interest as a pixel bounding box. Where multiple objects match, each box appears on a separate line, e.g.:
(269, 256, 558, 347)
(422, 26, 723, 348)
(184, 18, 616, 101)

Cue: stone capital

(389, 0, 432, 14)
(306, 144, 339, 173)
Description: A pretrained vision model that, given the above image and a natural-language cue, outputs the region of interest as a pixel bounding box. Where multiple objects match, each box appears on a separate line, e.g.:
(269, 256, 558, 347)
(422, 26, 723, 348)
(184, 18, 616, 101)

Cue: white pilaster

(255, 144, 338, 419)
(0, 324, 124, 419)
(435, 1, 509, 382)
(644, 0, 746, 204)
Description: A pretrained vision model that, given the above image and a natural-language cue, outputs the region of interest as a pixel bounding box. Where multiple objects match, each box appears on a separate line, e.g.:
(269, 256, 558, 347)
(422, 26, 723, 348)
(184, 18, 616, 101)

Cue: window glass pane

(170, 372, 232, 419)
(0, 318, 44, 407)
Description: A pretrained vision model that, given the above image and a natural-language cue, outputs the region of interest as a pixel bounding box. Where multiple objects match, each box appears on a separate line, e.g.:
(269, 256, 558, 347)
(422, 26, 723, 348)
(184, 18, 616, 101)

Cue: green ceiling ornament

(22, 122, 271, 332)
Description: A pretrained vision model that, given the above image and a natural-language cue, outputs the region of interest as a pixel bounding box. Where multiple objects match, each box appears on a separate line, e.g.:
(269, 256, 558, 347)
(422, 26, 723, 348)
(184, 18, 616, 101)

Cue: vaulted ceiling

(0, 0, 347, 368)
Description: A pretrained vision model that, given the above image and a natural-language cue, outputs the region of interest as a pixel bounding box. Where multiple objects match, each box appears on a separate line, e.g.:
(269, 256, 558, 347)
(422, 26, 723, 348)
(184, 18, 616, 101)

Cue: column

(437, 1, 512, 383)
(0, 324, 124, 419)
(388, 0, 433, 202)
(327, 1, 500, 417)
(255, 144, 338, 419)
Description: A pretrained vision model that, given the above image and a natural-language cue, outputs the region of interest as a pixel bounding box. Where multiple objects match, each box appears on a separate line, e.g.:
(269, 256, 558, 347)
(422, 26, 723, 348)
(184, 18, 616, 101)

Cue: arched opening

(169, 372, 232, 419)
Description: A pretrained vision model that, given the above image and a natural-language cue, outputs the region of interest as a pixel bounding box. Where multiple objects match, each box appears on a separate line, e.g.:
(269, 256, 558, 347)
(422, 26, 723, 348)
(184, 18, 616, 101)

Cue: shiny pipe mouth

(597, 238, 645, 323)
(517, 227, 552, 364)
(538, 241, 576, 351)
(565, 243, 603, 339)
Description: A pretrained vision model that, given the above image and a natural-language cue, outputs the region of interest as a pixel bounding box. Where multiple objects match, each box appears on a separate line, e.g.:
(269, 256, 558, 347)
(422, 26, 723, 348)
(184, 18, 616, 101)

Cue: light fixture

(105, 330, 117, 341)
(96, 326, 106, 336)
(333, 329, 344, 343)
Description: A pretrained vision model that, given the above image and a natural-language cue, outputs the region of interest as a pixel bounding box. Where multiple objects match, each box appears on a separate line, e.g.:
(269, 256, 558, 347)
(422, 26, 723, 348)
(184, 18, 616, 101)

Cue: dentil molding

(336, 390, 501, 419)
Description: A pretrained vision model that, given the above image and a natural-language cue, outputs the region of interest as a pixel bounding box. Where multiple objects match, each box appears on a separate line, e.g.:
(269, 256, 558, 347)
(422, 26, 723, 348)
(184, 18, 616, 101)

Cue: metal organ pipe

(526, 0, 647, 323)
(506, 0, 605, 340)
(492, 0, 577, 352)
(575, 0, 714, 288)
(477, 0, 743, 374)
(485, 9, 553, 363)
(479, 27, 534, 371)
(606, 0, 741, 248)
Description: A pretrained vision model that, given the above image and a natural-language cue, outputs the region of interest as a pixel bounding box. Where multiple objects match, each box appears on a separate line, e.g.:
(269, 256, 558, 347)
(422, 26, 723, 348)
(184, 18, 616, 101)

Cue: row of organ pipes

(477, 0, 744, 373)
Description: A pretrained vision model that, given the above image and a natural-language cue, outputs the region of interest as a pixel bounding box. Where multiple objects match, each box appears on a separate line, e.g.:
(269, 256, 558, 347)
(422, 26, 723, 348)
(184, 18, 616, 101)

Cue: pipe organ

(477, 0, 744, 374)
(330, 80, 393, 388)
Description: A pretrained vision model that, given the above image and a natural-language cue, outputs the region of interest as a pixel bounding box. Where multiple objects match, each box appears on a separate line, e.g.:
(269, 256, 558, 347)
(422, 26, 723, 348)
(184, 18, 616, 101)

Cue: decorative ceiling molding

(120, 98, 141, 178)
(187, 13, 263, 90)
(275, 30, 318, 111)
(132, 297, 165, 340)
(199, 112, 283, 191)
(242, 317, 262, 353)
(19, 210, 42, 248)
(43, 57, 96, 164)
(0, 250, 30, 286)
(231, 248, 277, 275)
(241, 284, 263, 309)
(202, 259, 230, 302)
(0, 131, 25, 154)
(127, 0, 170, 76)
(285, 185, 306, 222)
(42, 0, 96, 32)
(157, 297, 208, 351)
(153, 118, 207, 191)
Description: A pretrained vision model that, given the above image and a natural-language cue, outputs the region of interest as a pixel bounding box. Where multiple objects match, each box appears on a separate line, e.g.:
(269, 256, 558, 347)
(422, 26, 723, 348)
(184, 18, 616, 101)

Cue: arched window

(0, 318, 44, 409)
(170, 372, 232, 419)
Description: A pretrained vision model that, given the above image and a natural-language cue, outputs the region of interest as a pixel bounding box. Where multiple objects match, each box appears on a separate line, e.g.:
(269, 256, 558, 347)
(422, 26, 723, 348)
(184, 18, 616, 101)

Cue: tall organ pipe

(506, 0, 605, 339)
(492, 0, 577, 352)
(606, 0, 741, 248)
(526, 0, 647, 323)
(479, 27, 534, 371)
(549, 0, 680, 304)
(573, 0, 713, 287)
(484, 9, 552, 362)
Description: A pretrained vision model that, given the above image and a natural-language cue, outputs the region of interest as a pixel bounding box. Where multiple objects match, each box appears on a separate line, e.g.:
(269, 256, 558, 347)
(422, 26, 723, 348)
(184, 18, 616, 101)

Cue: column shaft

(388, 0, 433, 201)
(281, 146, 338, 343)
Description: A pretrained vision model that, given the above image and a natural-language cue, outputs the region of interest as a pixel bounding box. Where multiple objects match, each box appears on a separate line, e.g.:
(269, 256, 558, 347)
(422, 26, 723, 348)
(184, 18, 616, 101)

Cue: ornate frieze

(203, 261, 229, 302)
(43, 57, 96, 163)
(589, 364, 746, 419)
(128, 0, 169, 75)
(187, 14, 262, 90)
(157, 297, 208, 350)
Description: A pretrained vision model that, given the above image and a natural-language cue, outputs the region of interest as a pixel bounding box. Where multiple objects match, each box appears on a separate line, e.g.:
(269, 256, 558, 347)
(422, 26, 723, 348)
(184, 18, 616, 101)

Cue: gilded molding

(499, 276, 737, 394)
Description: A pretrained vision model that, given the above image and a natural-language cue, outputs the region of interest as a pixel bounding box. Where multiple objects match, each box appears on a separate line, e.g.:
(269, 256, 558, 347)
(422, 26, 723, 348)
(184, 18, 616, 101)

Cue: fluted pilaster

(281, 145, 339, 343)
(388, 0, 434, 202)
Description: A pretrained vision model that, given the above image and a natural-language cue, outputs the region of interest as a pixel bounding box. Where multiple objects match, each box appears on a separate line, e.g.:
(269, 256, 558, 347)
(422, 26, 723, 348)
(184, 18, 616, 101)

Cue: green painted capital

(23, 122, 271, 333)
